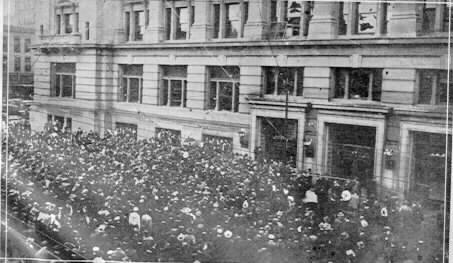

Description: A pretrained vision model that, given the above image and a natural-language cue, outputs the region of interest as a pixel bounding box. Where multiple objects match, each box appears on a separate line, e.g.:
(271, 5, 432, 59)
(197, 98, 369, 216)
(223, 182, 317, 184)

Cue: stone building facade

(31, 0, 451, 199)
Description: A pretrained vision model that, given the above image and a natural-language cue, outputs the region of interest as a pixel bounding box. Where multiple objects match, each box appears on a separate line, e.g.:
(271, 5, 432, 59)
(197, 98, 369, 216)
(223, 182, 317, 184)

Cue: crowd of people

(2, 122, 447, 263)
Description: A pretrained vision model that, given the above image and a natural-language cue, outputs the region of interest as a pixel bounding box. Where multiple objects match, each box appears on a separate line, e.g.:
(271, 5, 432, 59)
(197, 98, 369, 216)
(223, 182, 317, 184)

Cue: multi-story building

(3, 0, 39, 100)
(30, 0, 451, 201)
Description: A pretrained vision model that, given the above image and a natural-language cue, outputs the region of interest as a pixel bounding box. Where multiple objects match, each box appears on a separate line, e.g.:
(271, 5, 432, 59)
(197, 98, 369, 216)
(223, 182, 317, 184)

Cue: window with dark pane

(208, 66, 240, 112)
(14, 37, 20, 53)
(161, 65, 187, 107)
(208, 82, 217, 110)
(213, 4, 220, 39)
(119, 65, 143, 103)
(125, 12, 131, 39)
(14, 56, 21, 72)
(264, 67, 304, 96)
(24, 39, 31, 53)
(64, 14, 73, 33)
(422, 1, 437, 33)
(418, 70, 434, 104)
(135, 10, 145, 40)
(56, 15, 61, 34)
(54, 116, 65, 130)
(176, 7, 189, 40)
(338, 2, 347, 35)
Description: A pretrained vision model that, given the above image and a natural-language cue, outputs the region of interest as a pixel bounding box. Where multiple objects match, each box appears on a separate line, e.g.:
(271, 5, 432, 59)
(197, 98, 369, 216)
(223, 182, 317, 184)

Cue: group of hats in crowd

(3, 123, 446, 263)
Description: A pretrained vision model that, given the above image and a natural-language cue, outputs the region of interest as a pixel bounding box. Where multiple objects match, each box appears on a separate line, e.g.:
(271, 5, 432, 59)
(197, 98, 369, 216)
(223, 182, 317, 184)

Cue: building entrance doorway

(411, 132, 451, 203)
(327, 124, 376, 192)
(259, 117, 298, 167)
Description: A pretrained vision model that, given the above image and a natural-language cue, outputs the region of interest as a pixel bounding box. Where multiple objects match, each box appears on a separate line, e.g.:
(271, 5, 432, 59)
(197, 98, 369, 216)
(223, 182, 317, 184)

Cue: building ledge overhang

(393, 106, 452, 119)
(248, 96, 392, 115)
(32, 36, 449, 51)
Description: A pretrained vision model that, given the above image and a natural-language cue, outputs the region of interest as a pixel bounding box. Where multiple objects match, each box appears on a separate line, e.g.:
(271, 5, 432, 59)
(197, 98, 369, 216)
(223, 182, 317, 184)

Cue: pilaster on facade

(191, 0, 212, 41)
(238, 66, 262, 114)
(143, 64, 161, 106)
(307, 1, 339, 39)
(243, 0, 267, 40)
(144, 0, 164, 43)
(187, 66, 207, 110)
(388, 2, 419, 37)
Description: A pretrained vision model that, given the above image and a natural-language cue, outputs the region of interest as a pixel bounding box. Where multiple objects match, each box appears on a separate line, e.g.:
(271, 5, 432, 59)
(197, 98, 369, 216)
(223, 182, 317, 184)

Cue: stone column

(388, 0, 418, 37)
(191, 0, 212, 40)
(308, 1, 339, 39)
(244, 0, 267, 40)
(144, 0, 164, 42)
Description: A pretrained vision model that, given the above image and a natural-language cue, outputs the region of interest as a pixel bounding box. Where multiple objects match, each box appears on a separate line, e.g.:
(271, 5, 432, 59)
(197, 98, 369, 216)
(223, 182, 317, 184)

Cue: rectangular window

(264, 67, 304, 96)
(56, 15, 61, 34)
(155, 127, 181, 145)
(85, 22, 90, 40)
(54, 115, 65, 130)
(160, 65, 188, 107)
(3, 36, 7, 51)
(213, 4, 220, 39)
(14, 56, 21, 72)
(422, 1, 437, 33)
(176, 7, 189, 40)
(443, 4, 452, 32)
(51, 63, 76, 98)
(339, 2, 387, 35)
(213, 1, 248, 39)
(24, 57, 31, 72)
(24, 39, 31, 53)
(202, 134, 233, 152)
(64, 13, 73, 34)
(116, 122, 138, 133)
(135, 10, 145, 41)
(125, 12, 131, 39)
(338, 2, 347, 35)
(208, 66, 240, 112)
(269, 0, 313, 38)
(225, 3, 240, 38)
(165, 1, 195, 40)
(119, 65, 143, 103)
(334, 68, 382, 101)
(66, 118, 72, 132)
(14, 37, 20, 53)
(356, 2, 377, 34)
(418, 70, 453, 105)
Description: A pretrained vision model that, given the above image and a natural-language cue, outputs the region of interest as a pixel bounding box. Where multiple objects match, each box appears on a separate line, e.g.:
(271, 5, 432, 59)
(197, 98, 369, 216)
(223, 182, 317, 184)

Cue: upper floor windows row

(49, 63, 452, 108)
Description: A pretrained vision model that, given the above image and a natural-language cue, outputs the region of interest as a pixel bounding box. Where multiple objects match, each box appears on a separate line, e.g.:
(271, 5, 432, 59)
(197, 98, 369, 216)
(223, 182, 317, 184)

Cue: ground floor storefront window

(259, 117, 298, 167)
(411, 132, 451, 203)
(327, 123, 376, 194)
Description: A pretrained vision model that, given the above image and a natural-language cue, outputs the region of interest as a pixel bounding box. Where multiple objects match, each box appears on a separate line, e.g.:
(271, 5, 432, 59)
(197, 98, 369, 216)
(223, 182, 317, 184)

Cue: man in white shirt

(129, 207, 141, 231)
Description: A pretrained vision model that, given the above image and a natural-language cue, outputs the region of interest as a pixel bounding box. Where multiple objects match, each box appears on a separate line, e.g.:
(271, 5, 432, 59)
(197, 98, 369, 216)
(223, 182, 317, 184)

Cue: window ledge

(330, 98, 383, 106)
(39, 34, 81, 45)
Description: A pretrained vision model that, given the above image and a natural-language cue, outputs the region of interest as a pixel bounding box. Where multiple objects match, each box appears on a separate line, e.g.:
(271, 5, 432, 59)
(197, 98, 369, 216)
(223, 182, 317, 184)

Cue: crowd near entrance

(411, 132, 451, 204)
(259, 117, 298, 167)
(327, 124, 376, 194)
